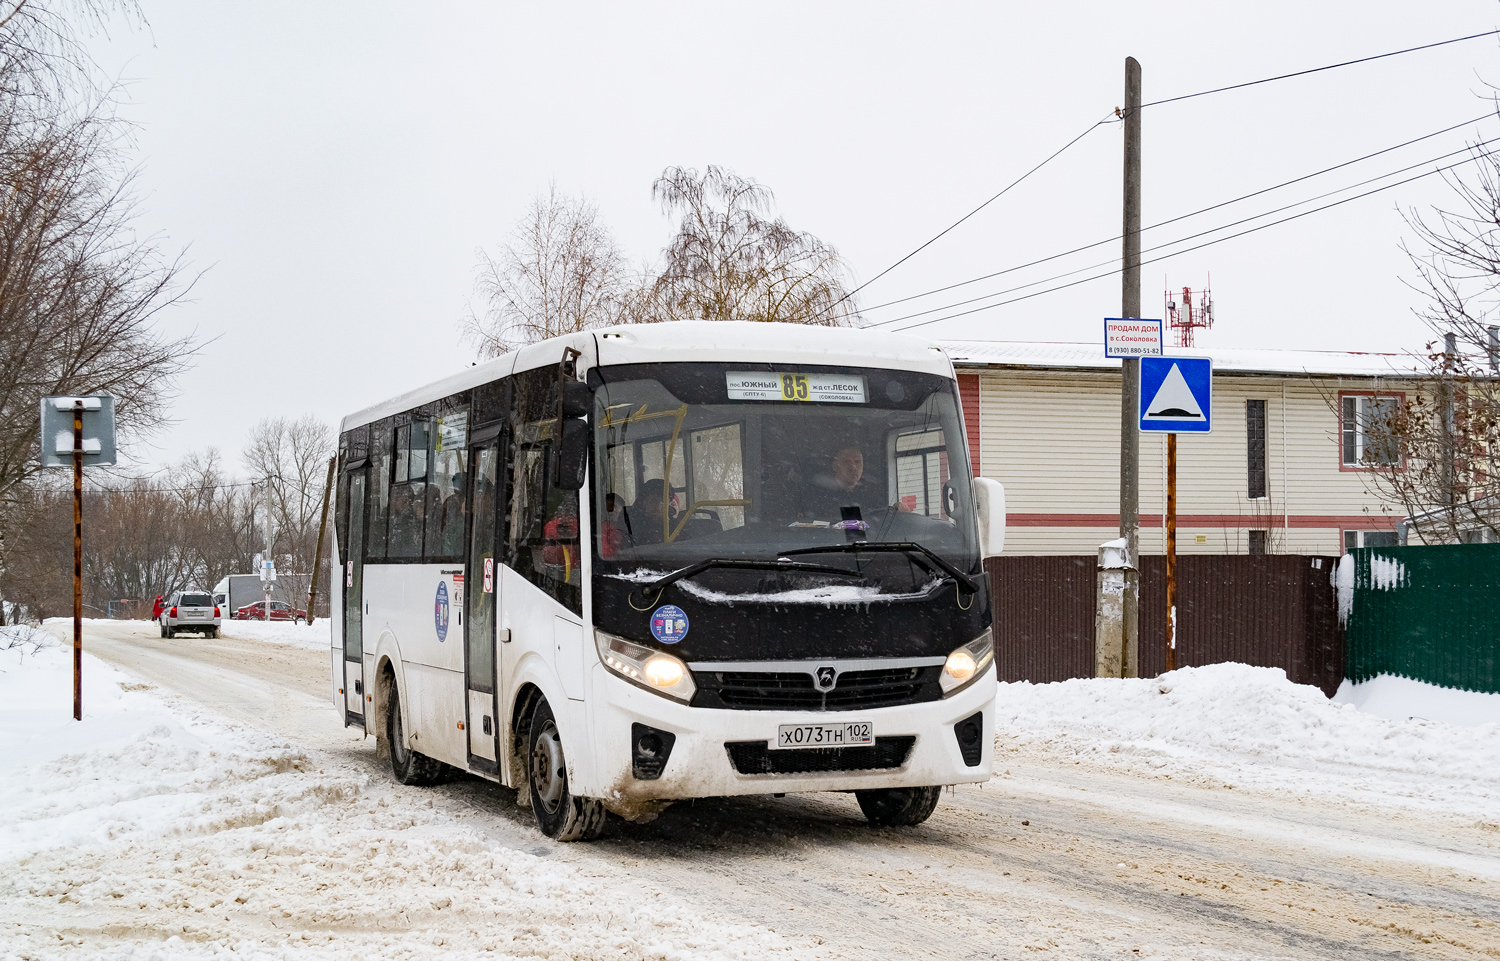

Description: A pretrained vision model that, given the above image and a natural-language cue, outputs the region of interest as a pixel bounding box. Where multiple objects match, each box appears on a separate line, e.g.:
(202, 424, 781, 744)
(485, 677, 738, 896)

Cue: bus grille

(725, 736, 916, 775)
(695, 666, 942, 711)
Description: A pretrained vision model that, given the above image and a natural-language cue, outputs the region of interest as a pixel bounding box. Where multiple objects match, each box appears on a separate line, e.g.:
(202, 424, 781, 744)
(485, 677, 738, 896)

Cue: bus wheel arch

(372, 657, 397, 754)
(509, 682, 545, 787)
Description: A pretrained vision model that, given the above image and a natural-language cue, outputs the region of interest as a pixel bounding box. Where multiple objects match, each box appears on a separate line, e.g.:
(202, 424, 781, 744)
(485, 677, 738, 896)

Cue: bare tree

(645, 165, 860, 326)
(1354, 138, 1500, 542)
(243, 415, 334, 603)
(466, 184, 630, 356)
(0, 0, 194, 536)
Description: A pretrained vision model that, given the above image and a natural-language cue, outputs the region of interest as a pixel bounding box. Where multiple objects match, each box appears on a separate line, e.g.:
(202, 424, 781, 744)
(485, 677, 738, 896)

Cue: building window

(1343, 530, 1399, 551)
(1246, 399, 1267, 499)
(1341, 394, 1401, 467)
(1248, 529, 1268, 555)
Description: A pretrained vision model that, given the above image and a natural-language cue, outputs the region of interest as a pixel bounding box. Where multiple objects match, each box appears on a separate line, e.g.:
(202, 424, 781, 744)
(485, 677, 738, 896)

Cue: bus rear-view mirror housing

(973, 477, 1005, 558)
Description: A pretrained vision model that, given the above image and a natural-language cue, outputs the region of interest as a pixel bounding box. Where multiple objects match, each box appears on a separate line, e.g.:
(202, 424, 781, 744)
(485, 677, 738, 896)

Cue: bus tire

(856, 786, 943, 827)
(527, 698, 606, 841)
(386, 680, 445, 786)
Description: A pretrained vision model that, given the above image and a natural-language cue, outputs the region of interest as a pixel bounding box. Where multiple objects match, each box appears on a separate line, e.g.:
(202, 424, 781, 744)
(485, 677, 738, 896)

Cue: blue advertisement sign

(650, 604, 689, 644)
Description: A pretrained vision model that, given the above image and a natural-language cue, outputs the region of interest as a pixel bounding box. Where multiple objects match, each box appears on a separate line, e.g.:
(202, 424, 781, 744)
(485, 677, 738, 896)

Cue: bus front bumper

(579, 663, 996, 808)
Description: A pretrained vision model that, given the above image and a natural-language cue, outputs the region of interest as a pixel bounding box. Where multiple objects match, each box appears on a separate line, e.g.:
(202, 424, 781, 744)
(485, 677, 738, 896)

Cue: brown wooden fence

(986, 554, 1345, 696)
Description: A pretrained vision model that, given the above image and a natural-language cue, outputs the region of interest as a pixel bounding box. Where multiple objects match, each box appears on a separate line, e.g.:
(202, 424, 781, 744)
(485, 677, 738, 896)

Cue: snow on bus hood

(606, 569, 944, 605)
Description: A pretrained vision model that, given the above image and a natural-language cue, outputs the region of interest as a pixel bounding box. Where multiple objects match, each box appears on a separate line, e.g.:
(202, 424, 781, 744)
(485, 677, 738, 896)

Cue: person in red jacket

(150, 595, 164, 619)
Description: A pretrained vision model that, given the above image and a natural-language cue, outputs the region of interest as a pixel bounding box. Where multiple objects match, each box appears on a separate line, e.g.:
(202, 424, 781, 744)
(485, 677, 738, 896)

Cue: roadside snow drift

(996, 662, 1500, 820)
(0, 626, 815, 960)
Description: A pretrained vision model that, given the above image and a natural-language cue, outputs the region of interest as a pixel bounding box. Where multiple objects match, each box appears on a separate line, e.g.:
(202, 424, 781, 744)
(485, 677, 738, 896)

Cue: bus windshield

(590, 362, 978, 596)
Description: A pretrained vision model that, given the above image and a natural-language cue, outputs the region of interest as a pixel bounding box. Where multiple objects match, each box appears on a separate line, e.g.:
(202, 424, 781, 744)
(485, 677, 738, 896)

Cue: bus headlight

(940, 629, 994, 696)
(595, 630, 697, 703)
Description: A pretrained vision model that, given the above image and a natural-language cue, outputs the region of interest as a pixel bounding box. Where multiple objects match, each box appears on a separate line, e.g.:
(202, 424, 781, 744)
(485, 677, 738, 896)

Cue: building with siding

(940, 340, 1421, 556)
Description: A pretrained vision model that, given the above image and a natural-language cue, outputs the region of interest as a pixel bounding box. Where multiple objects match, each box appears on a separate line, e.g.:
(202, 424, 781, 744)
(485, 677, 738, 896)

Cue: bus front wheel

(856, 786, 943, 827)
(527, 698, 606, 841)
(386, 680, 445, 786)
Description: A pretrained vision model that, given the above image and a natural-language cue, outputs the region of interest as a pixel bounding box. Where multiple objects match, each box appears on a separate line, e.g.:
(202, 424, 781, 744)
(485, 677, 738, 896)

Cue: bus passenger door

(465, 442, 502, 771)
(343, 469, 367, 726)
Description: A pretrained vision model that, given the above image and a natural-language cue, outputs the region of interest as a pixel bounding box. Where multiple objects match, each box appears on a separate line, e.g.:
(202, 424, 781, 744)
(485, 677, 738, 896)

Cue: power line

(821, 113, 1118, 319)
(858, 111, 1496, 317)
(867, 134, 1500, 328)
(888, 149, 1494, 332)
(842, 31, 1499, 317)
(1143, 29, 1500, 108)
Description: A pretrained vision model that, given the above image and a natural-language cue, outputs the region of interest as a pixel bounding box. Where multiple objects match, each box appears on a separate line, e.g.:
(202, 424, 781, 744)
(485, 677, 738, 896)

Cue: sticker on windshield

(650, 604, 689, 644)
(434, 581, 450, 642)
(726, 371, 866, 404)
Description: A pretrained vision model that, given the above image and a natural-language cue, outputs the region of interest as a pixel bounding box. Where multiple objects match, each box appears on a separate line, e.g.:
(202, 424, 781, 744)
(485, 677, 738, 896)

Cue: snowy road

(12, 619, 1500, 960)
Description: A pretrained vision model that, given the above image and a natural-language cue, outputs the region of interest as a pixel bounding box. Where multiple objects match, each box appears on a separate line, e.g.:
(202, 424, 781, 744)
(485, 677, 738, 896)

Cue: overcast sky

(88, 1, 1500, 473)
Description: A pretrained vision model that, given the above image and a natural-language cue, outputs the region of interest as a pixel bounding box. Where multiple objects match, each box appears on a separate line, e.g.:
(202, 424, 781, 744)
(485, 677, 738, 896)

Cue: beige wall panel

(972, 366, 1415, 557)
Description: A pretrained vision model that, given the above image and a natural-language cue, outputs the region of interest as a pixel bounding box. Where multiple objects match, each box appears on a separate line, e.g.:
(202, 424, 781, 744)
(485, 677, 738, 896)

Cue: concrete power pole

(1117, 57, 1143, 679)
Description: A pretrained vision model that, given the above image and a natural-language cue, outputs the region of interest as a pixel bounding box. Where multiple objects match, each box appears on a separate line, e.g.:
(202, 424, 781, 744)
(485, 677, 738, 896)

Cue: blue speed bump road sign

(1139, 357, 1212, 433)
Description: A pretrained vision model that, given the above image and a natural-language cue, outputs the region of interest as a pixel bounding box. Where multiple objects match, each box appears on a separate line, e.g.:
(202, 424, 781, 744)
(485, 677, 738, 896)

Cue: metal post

(1165, 432, 1177, 673)
(72, 403, 83, 721)
(306, 456, 336, 627)
(264, 481, 273, 621)
(1116, 56, 1143, 679)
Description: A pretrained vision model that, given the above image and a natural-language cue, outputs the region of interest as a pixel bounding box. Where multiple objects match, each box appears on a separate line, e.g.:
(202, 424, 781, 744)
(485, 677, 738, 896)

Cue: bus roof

(339, 321, 956, 432)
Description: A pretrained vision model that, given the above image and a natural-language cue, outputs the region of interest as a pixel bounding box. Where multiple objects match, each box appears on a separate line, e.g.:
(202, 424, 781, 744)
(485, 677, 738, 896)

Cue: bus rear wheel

(527, 698, 606, 841)
(386, 680, 445, 786)
(856, 786, 943, 827)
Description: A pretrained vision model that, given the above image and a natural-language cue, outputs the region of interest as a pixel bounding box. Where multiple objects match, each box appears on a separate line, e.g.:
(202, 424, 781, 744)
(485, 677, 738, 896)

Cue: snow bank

(996, 662, 1500, 819)
(0, 627, 813, 959)
(219, 618, 332, 652)
(1335, 672, 1500, 728)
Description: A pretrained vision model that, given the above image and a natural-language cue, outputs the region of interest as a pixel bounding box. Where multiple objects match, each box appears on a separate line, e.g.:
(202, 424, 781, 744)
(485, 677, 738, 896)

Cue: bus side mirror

(551, 379, 592, 419)
(973, 477, 1005, 558)
(554, 418, 588, 490)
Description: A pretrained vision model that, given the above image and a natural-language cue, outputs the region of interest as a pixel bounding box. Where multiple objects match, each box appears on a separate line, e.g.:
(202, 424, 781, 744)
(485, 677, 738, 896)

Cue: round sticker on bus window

(434, 581, 450, 642)
(650, 604, 688, 645)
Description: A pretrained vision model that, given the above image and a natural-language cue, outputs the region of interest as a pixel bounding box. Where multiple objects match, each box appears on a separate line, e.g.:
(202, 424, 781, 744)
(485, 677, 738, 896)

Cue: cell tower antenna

(1164, 278, 1213, 347)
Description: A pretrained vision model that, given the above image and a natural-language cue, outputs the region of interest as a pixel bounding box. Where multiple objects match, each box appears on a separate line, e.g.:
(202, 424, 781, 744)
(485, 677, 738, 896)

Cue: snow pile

(1, 622, 59, 657)
(996, 662, 1500, 819)
(220, 618, 331, 652)
(0, 631, 815, 959)
(1335, 673, 1500, 728)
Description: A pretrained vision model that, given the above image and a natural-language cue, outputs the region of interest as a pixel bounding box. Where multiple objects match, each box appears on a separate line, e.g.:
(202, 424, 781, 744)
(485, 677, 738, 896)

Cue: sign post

(40, 395, 117, 720)
(1137, 357, 1211, 673)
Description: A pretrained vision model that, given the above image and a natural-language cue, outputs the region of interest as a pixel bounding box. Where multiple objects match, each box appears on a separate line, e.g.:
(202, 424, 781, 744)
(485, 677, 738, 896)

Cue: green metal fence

(1345, 544, 1500, 694)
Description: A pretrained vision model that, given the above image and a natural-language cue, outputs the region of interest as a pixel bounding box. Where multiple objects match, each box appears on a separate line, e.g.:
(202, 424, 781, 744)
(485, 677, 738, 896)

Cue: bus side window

(388, 422, 429, 558)
(504, 368, 581, 614)
(366, 420, 392, 561)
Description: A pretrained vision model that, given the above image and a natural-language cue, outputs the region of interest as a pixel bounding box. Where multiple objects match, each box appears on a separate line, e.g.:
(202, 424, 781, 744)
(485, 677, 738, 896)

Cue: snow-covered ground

(1334, 671, 1500, 728)
(218, 618, 331, 652)
(996, 662, 1500, 821)
(7, 620, 1499, 958)
(0, 625, 817, 960)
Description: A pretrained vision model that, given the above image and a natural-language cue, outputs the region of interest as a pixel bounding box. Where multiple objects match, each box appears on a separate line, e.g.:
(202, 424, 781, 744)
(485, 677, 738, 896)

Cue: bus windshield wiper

(638, 557, 872, 597)
(778, 542, 982, 593)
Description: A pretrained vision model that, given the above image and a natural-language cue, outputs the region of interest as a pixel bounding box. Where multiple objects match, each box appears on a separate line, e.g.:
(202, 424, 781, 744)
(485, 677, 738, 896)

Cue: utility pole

(1117, 56, 1143, 679)
(72, 402, 84, 720)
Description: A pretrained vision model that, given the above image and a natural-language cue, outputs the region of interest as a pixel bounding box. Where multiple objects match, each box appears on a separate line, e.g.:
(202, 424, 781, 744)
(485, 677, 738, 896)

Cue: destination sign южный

(725, 372, 867, 403)
(1104, 318, 1164, 358)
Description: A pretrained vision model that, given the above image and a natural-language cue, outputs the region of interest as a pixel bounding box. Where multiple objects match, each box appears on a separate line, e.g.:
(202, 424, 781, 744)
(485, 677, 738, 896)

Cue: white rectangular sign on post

(1103, 318, 1164, 358)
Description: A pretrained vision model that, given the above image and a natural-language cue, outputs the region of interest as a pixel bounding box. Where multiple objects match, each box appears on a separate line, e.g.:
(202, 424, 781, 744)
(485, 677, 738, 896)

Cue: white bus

(331, 321, 1005, 840)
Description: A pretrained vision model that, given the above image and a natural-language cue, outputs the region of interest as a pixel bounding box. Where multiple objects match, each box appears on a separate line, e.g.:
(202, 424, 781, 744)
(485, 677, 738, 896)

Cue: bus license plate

(774, 722, 873, 749)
